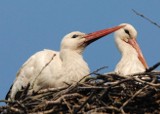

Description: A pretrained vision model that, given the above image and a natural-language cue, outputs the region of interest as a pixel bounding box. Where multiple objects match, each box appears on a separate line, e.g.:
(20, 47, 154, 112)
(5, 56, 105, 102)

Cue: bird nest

(1, 62, 160, 114)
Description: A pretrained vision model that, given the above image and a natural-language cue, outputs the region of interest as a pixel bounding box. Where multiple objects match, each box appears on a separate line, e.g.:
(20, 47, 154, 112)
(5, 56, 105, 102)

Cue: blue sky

(1, 1, 160, 104)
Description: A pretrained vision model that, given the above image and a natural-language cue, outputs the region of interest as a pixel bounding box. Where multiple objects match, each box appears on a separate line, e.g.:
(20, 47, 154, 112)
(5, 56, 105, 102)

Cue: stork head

(114, 23, 148, 69)
(61, 25, 124, 54)
(60, 31, 86, 53)
(115, 23, 137, 42)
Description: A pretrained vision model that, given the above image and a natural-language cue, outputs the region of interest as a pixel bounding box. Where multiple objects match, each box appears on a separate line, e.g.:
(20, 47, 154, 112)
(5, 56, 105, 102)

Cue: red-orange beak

(128, 38, 148, 69)
(83, 25, 125, 45)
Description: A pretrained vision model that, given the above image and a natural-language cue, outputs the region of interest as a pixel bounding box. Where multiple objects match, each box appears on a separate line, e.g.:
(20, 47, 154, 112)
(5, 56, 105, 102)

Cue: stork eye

(72, 34, 79, 38)
(124, 29, 130, 35)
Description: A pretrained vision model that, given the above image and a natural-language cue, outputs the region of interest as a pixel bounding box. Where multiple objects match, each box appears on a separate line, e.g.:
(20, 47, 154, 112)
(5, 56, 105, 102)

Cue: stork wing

(6, 49, 59, 100)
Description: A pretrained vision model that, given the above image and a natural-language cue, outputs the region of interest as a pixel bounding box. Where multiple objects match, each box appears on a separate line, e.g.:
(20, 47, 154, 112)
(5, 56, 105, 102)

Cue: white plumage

(114, 23, 148, 75)
(7, 25, 123, 100)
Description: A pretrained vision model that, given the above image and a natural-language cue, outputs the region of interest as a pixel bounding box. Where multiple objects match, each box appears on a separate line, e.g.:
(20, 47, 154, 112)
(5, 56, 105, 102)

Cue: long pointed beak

(84, 25, 125, 44)
(128, 38, 148, 69)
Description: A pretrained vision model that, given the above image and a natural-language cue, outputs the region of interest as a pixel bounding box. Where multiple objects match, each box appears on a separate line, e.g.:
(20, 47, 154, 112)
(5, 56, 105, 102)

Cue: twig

(29, 108, 55, 114)
(31, 54, 56, 89)
(38, 87, 67, 94)
(132, 9, 160, 28)
(86, 106, 120, 113)
(120, 85, 148, 112)
(98, 78, 131, 100)
(0, 100, 12, 103)
(92, 66, 108, 74)
(78, 66, 108, 82)
(146, 62, 160, 72)
(31, 93, 83, 112)
(8, 106, 24, 113)
(62, 97, 73, 114)
(125, 71, 160, 77)
(46, 93, 83, 105)
(133, 76, 160, 87)
(78, 86, 109, 89)
(74, 91, 95, 114)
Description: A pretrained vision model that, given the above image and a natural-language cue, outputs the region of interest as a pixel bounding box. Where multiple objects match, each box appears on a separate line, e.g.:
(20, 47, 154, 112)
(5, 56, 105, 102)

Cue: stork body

(114, 23, 148, 75)
(7, 26, 123, 100)
(10, 48, 89, 99)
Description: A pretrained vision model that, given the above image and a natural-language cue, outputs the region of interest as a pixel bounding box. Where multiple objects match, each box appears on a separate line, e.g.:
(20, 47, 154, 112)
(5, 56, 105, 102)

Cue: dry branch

(1, 62, 160, 113)
(132, 9, 160, 28)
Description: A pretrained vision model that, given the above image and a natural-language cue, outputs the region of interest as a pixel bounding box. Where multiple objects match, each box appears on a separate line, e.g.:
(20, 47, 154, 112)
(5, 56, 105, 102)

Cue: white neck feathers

(115, 37, 145, 75)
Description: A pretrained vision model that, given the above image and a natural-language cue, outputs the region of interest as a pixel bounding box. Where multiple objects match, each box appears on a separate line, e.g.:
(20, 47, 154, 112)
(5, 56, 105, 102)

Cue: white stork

(6, 25, 124, 100)
(114, 23, 148, 75)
